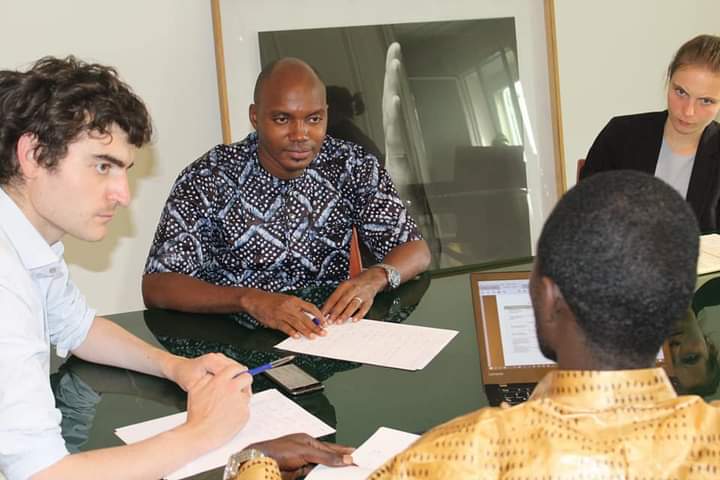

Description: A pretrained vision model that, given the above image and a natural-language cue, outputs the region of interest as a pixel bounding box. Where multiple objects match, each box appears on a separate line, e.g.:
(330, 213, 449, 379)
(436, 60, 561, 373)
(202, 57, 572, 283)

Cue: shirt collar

(530, 368, 677, 410)
(0, 187, 62, 270)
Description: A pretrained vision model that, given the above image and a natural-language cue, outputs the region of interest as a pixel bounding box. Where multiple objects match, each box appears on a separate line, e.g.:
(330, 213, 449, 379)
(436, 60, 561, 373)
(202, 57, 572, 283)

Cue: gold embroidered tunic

(371, 369, 720, 479)
(237, 369, 720, 479)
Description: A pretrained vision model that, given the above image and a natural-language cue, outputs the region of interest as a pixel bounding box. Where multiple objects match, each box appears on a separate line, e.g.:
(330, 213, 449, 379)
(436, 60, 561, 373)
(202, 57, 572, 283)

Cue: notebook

(470, 271, 673, 406)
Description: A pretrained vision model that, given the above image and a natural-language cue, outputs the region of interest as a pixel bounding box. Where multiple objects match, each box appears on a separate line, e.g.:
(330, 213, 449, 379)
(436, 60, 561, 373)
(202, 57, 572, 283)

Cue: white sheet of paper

(698, 233, 720, 275)
(275, 319, 458, 370)
(114, 389, 335, 480)
(306, 427, 419, 480)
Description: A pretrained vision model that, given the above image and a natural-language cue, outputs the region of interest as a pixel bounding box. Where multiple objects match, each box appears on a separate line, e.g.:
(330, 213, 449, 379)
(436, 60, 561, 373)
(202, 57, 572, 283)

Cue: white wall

(0, 0, 222, 314)
(1, 0, 717, 315)
(554, 0, 720, 186)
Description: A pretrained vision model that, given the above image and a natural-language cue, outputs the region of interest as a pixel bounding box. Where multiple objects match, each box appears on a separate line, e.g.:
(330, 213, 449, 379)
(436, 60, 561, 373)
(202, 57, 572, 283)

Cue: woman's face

(666, 64, 720, 139)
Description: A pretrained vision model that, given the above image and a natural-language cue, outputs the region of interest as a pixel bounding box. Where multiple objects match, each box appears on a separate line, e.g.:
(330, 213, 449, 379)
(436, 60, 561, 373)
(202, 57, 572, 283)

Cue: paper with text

(306, 427, 420, 480)
(114, 389, 334, 480)
(698, 233, 720, 275)
(275, 319, 458, 370)
(496, 292, 553, 367)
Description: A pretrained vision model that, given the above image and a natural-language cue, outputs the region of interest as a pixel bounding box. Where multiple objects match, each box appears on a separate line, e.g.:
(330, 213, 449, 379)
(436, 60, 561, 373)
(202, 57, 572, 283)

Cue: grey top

(654, 138, 695, 198)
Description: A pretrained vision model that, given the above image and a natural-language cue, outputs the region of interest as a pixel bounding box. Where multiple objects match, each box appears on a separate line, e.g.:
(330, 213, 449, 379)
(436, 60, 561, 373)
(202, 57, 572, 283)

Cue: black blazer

(580, 111, 720, 233)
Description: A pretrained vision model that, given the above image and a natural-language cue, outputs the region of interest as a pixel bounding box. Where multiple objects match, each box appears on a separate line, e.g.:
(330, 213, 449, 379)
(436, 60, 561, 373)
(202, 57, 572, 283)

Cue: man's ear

(15, 133, 42, 179)
(537, 276, 568, 328)
(249, 104, 258, 130)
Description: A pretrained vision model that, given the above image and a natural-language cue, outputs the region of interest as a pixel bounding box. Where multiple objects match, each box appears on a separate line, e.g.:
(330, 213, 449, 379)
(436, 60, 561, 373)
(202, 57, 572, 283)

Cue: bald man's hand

(242, 289, 327, 339)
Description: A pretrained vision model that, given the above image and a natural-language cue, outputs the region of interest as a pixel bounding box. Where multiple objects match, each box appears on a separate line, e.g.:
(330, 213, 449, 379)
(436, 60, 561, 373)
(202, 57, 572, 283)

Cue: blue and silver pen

(247, 355, 296, 376)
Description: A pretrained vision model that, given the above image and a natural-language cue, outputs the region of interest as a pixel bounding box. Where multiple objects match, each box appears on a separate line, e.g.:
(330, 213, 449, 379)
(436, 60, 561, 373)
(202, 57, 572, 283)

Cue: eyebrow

(94, 153, 134, 169)
(268, 108, 326, 116)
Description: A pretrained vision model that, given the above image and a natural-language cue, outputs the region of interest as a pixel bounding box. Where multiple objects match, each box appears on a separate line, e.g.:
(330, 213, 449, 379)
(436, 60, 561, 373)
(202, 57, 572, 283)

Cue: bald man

(143, 58, 430, 338)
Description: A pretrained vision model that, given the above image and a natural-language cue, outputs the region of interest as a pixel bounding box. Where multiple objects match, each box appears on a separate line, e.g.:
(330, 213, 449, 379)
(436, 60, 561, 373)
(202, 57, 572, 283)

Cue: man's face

(529, 262, 558, 362)
(250, 66, 327, 180)
(666, 65, 720, 139)
(23, 124, 135, 244)
(669, 309, 710, 392)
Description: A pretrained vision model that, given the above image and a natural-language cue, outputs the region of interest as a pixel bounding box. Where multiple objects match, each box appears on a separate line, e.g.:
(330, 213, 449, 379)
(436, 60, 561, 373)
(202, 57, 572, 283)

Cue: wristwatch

(374, 263, 401, 290)
(223, 448, 266, 480)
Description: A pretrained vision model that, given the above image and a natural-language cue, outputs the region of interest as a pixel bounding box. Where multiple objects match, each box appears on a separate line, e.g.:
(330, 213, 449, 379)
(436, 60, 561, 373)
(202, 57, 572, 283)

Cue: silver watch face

(387, 267, 401, 289)
(378, 263, 401, 289)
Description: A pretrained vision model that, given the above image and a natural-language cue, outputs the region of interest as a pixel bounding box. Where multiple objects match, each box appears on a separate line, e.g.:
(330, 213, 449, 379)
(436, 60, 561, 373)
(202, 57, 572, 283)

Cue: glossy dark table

(52, 261, 720, 479)
(51, 262, 530, 479)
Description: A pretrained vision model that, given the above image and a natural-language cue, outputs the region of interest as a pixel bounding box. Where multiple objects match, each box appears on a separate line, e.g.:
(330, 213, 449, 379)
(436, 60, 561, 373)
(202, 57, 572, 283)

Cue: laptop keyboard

(497, 383, 535, 405)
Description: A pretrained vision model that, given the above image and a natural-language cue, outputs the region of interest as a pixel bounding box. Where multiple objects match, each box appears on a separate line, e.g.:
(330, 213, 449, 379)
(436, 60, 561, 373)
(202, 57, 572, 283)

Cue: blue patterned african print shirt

(144, 133, 421, 292)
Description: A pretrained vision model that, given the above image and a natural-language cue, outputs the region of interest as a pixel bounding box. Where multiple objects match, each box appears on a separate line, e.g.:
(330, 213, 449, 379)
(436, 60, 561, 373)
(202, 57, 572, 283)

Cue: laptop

(470, 271, 674, 406)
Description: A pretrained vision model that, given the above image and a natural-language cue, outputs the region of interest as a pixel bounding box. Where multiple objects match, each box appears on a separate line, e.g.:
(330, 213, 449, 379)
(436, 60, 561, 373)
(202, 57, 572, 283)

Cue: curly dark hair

(537, 170, 700, 367)
(0, 55, 152, 185)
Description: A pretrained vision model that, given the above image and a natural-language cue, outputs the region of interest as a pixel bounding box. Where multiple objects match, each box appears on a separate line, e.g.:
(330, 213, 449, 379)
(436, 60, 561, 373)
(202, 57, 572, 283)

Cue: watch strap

(223, 448, 266, 480)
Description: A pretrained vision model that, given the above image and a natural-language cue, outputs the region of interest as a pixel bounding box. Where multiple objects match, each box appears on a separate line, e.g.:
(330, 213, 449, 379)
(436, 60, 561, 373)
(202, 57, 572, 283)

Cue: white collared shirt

(0, 188, 95, 480)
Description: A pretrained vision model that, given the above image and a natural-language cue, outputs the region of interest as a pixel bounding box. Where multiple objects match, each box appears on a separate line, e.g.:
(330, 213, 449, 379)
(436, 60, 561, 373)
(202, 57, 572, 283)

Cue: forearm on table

(142, 272, 260, 314)
(71, 316, 178, 379)
(31, 423, 213, 480)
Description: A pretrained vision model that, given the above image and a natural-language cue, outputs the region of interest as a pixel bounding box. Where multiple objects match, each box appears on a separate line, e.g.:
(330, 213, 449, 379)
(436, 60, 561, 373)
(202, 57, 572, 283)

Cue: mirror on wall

(259, 18, 535, 269)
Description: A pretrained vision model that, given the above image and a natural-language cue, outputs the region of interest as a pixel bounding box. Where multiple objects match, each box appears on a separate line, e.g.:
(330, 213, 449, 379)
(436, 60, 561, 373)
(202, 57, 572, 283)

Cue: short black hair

(537, 170, 699, 366)
(0, 56, 152, 185)
(252, 57, 323, 104)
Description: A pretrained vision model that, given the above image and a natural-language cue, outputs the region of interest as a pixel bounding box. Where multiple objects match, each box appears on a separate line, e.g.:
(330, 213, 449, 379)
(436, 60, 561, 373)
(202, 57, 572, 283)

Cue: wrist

(160, 352, 184, 383)
(362, 266, 388, 294)
(236, 287, 262, 314)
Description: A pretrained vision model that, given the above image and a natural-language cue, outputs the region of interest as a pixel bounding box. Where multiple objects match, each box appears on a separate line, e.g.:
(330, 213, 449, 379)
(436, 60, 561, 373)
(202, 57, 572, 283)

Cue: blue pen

(246, 355, 296, 376)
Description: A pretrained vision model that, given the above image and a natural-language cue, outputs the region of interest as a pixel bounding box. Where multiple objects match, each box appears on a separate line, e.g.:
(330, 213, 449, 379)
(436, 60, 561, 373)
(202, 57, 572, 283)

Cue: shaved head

(253, 58, 325, 105)
(249, 57, 328, 180)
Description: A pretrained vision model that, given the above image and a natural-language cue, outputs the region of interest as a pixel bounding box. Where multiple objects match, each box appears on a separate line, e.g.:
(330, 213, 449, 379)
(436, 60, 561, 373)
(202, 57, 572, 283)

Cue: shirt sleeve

(0, 283, 68, 480)
(144, 152, 219, 277)
(234, 457, 282, 479)
(46, 260, 95, 358)
(349, 149, 423, 261)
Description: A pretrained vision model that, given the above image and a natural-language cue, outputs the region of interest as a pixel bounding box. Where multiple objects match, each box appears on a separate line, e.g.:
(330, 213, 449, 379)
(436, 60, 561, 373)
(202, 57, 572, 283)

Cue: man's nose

(288, 120, 308, 141)
(109, 174, 131, 207)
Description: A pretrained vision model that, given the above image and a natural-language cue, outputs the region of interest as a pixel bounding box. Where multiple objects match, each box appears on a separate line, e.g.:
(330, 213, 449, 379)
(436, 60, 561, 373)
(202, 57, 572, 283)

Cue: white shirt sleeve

(46, 261, 95, 357)
(0, 283, 68, 480)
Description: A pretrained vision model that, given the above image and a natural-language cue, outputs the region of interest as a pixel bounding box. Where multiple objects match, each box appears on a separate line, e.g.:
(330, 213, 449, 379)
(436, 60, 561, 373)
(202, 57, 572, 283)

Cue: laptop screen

(470, 271, 671, 385)
(470, 271, 556, 384)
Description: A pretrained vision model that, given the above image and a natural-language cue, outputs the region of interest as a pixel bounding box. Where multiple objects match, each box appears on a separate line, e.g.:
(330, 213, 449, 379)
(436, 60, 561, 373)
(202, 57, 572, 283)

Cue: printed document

(306, 427, 419, 480)
(698, 233, 720, 275)
(115, 389, 334, 479)
(275, 319, 458, 370)
(496, 292, 554, 367)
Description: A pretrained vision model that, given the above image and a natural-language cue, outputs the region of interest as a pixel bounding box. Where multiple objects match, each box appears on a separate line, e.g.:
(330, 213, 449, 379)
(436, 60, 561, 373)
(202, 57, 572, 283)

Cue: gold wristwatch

(223, 448, 266, 479)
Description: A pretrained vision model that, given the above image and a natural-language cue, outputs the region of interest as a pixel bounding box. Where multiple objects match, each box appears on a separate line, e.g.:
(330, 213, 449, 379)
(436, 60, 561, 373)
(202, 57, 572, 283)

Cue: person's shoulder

(0, 230, 31, 291)
(321, 135, 378, 164)
(607, 111, 666, 129)
(407, 406, 510, 448)
(174, 134, 258, 185)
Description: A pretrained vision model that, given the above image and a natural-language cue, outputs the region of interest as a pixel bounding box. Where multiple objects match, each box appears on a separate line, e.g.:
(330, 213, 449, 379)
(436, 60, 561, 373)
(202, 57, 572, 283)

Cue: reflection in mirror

(259, 18, 533, 269)
(670, 278, 720, 400)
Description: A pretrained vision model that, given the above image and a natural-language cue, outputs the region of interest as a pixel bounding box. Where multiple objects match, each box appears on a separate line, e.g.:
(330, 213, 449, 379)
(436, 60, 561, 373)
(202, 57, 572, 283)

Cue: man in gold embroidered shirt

(368, 170, 720, 478)
(232, 171, 720, 478)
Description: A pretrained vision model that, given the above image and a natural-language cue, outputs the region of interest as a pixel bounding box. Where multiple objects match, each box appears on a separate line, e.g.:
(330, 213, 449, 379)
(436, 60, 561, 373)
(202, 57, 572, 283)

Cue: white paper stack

(275, 319, 458, 370)
(115, 389, 335, 480)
